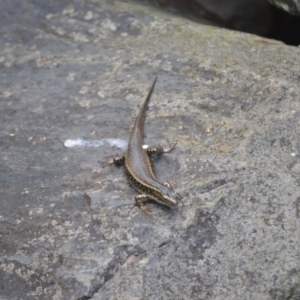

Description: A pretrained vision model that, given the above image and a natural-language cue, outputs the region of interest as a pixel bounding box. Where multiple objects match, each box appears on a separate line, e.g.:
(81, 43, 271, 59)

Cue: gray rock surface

(269, 0, 300, 15)
(1, 0, 300, 299)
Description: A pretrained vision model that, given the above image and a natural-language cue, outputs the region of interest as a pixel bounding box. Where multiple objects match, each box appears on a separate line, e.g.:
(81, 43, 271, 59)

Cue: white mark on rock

(70, 32, 89, 42)
(79, 86, 89, 94)
(97, 91, 105, 98)
(63, 5, 75, 16)
(67, 73, 76, 82)
(84, 11, 93, 20)
(64, 138, 127, 149)
(78, 99, 91, 108)
(291, 153, 296, 156)
(101, 19, 117, 31)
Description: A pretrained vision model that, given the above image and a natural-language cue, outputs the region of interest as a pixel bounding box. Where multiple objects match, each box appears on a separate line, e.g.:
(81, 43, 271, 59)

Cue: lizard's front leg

(145, 141, 177, 155)
(101, 153, 125, 167)
(134, 195, 151, 213)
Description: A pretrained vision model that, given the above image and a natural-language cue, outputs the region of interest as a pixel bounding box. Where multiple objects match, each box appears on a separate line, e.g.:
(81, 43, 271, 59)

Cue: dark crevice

(77, 257, 123, 300)
(149, 0, 300, 46)
(268, 5, 300, 46)
(158, 240, 171, 248)
(78, 247, 146, 299)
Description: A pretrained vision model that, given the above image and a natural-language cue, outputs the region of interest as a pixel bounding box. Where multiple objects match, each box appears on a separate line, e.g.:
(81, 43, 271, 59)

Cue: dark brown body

(124, 78, 181, 211)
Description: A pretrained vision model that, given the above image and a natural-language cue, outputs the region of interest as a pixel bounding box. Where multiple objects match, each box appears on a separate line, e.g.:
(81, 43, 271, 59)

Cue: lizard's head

(160, 181, 182, 207)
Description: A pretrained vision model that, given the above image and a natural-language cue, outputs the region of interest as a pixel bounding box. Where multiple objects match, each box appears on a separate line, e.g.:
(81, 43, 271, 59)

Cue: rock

(269, 0, 300, 15)
(1, 0, 300, 299)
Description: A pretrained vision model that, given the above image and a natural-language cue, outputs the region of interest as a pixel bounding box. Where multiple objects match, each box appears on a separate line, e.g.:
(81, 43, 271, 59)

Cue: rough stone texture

(269, 0, 300, 15)
(1, 0, 300, 299)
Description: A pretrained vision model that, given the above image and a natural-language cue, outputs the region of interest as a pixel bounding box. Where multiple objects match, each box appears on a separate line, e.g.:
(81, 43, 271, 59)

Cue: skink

(104, 77, 182, 212)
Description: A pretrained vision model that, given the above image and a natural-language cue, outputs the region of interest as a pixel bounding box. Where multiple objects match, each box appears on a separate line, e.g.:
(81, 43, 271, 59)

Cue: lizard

(104, 77, 182, 212)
